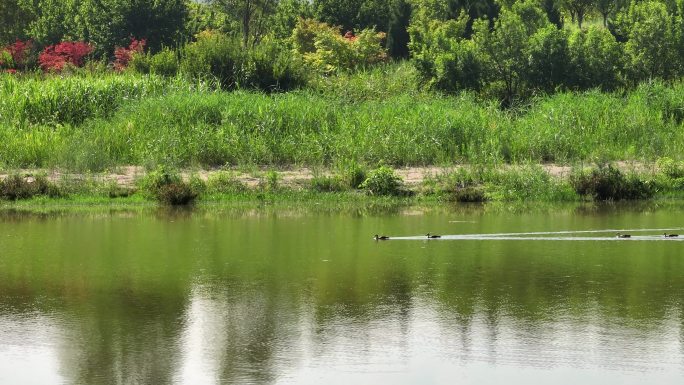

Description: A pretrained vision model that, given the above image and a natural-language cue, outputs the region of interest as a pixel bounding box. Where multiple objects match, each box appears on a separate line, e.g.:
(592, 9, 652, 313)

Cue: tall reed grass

(2, 71, 684, 171)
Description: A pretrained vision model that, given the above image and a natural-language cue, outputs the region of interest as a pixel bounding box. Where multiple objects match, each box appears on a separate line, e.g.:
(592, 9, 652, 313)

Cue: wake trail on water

(387, 228, 684, 241)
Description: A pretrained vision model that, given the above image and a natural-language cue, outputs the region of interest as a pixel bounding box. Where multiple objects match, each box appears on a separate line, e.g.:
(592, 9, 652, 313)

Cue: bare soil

(0, 162, 655, 188)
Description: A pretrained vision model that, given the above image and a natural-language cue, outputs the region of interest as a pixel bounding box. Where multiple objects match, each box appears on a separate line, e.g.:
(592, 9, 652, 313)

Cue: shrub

(570, 164, 654, 200)
(0, 174, 62, 200)
(452, 186, 487, 202)
(360, 166, 404, 196)
(310, 175, 345, 192)
(337, 161, 366, 189)
(113, 38, 146, 71)
(206, 171, 248, 194)
(180, 30, 244, 89)
(150, 48, 179, 77)
(39, 41, 93, 72)
(0, 40, 36, 71)
(138, 166, 198, 205)
(292, 18, 387, 74)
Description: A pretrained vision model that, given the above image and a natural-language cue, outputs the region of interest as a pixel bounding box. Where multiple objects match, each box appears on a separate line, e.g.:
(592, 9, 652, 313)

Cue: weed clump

(0, 174, 63, 200)
(571, 164, 654, 200)
(139, 166, 198, 205)
(310, 175, 346, 192)
(206, 171, 247, 194)
(360, 166, 405, 196)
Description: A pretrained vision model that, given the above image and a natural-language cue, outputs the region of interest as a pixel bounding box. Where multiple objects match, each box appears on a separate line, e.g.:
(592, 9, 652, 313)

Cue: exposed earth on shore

(0, 162, 653, 189)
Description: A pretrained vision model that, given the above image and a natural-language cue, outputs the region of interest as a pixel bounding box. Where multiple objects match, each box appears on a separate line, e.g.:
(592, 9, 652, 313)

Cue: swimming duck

(374, 234, 390, 240)
(616, 233, 631, 238)
(664, 233, 679, 238)
(426, 233, 441, 239)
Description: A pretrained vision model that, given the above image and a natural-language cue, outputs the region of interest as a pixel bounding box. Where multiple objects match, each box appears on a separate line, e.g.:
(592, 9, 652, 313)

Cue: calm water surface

(1, 203, 684, 384)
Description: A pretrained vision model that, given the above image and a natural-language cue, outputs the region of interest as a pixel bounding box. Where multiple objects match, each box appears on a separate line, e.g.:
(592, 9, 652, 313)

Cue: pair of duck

(615, 232, 679, 238)
(373, 233, 442, 241)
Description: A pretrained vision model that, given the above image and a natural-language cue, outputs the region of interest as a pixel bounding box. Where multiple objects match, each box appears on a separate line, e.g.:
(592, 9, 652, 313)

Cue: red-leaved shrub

(113, 38, 146, 71)
(7, 40, 33, 68)
(39, 41, 93, 72)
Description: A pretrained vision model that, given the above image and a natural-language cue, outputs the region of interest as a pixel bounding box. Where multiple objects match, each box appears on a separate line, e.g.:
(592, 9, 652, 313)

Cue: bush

(0, 174, 62, 200)
(39, 42, 93, 72)
(337, 161, 366, 189)
(150, 48, 179, 77)
(452, 186, 487, 202)
(360, 166, 404, 196)
(206, 171, 247, 194)
(138, 166, 198, 205)
(570, 164, 654, 200)
(292, 18, 387, 74)
(310, 175, 345, 192)
(181, 30, 245, 89)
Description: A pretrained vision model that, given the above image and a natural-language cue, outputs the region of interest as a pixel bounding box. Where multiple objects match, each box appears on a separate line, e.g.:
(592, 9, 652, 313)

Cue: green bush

(570, 164, 654, 200)
(310, 175, 345, 192)
(138, 166, 198, 205)
(0, 174, 62, 200)
(360, 166, 404, 196)
(206, 171, 247, 194)
(150, 48, 179, 77)
(181, 30, 244, 89)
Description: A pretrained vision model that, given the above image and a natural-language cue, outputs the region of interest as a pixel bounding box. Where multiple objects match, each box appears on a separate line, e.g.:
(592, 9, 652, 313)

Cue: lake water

(1, 203, 684, 384)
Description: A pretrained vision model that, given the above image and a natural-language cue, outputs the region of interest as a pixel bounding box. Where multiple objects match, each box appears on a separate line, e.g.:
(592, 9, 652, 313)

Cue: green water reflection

(1, 203, 683, 384)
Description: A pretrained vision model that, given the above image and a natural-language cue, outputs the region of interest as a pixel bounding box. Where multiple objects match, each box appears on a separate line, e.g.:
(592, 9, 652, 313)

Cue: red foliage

(5, 69, 17, 74)
(39, 41, 93, 72)
(6, 40, 33, 67)
(113, 38, 146, 71)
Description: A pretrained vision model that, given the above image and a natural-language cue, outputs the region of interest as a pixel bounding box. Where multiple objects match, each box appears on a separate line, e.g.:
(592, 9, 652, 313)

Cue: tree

(526, 26, 570, 92)
(568, 26, 623, 90)
(18, 0, 81, 46)
(616, 0, 679, 81)
(564, 0, 595, 28)
(212, 0, 277, 47)
(0, 0, 33, 44)
(595, 0, 623, 26)
(386, 0, 411, 58)
(538, 0, 563, 28)
(269, 0, 313, 39)
(313, 0, 390, 33)
(472, 9, 529, 105)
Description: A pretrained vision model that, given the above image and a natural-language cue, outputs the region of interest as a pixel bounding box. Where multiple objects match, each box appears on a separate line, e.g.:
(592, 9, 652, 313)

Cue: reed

(2, 70, 684, 171)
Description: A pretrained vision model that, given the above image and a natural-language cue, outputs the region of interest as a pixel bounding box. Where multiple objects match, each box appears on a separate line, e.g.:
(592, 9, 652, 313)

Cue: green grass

(2, 67, 684, 171)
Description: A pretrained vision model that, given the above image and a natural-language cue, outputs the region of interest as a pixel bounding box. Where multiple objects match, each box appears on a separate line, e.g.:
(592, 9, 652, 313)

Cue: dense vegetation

(3, 0, 684, 204)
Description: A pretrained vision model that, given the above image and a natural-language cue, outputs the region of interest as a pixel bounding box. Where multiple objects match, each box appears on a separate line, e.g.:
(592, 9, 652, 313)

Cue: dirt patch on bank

(0, 163, 655, 188)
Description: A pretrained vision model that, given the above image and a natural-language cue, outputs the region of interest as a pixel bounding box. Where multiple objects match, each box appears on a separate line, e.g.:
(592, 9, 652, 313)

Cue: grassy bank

(2, 161, 684, 206)
(3, 66, 684, 171)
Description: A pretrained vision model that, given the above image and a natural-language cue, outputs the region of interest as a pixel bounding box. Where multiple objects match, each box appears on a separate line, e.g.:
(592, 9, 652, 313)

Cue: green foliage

(206, 171, 248, 194)
(149, 48, 179, 77)
(310, 175, 346, 192)
(0, 173, 62, 200)
(180, 30, 244, 89)
(360, 166, 403, 196)
(138, 166, 198, 205)
(180, 30, 304, 91)
(616, 0, 679, 81)
(570, 164, 654, 200)
(567, 27, 624, 91)
(386, 0, 411, 58)
(526, 26, 570, 93)
(0, 0, 32, 44)
(292, 18, 387, 74)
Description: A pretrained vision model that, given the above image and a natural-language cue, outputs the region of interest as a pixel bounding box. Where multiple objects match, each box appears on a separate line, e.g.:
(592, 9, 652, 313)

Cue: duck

(374, 234, 390, 240)
(616, 233, 631, 238)
(426, 233, 441, 239)
(664, 233, 679, 238)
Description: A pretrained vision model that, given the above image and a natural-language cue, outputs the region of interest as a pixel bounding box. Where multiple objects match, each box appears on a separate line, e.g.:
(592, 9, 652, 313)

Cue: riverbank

(1, 161, 683, 206)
